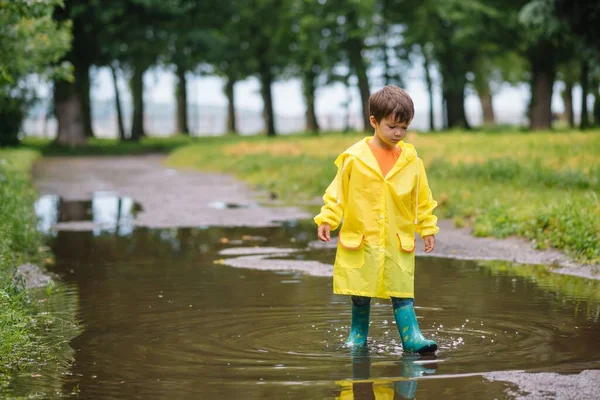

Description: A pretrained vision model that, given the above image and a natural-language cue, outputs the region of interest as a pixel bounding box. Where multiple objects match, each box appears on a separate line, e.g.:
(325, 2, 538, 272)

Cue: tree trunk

(580, 59, 590, 129)
(302, 69, 319, 133)
(176, 65, 189, 135)
(438, 55, 469, 128)
(436, 25, 470, 130)
(593, 88, 600, 127)
(348, 42, 371, 132)
(130, 64, 146, 141)
(116, 197, 122, 236)
(74, 62, 94, 138)
(57, 199, 89, 222)
(442, 78, 469, 129)
(343, 78, 352, 132)
(529, 46, 555, 130)
(54, 79, 87, 147)
(110, 64, 126, 141)
(379, 0, 391, 85)
(422, 49, 435, 131)
(562, 81, 574, 128)
(346, 9, 371, 132)
(224, 76, 237, 134)
(442, 98, 448, 129)
(477, 87, 495, 126)
(259, 62, 276, 136)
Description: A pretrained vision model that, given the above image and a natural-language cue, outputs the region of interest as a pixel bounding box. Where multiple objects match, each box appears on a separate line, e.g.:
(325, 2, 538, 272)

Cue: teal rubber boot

(345, 302, 370, 347)
(392, 298, 437, 354)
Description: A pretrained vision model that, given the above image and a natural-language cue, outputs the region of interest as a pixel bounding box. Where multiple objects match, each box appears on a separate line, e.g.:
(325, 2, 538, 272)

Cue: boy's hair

(369, 85, 414, 123)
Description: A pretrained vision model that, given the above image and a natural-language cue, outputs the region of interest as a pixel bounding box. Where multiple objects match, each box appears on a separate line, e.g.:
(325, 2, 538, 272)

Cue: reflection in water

(206, 201, 258, 209)
(10, 213, 600, 399)
(35, 192, 142, 236)
(335, 348, 437, 400)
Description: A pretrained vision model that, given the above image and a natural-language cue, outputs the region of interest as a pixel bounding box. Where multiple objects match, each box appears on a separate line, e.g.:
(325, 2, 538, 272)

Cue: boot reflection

(335, 349, 437, 400)
(394, 354, 437, 399)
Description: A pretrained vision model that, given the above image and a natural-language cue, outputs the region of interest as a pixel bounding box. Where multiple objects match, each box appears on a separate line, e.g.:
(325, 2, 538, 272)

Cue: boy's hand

(318, 223, 331, 242)
(423, 235, 435, 253)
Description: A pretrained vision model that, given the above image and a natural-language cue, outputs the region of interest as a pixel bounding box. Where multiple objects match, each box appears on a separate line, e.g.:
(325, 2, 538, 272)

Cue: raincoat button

(379, 214, 384, 220)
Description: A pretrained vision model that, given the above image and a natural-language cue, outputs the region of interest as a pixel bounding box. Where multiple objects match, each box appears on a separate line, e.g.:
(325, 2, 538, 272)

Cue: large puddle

(8, 196, 600, 398)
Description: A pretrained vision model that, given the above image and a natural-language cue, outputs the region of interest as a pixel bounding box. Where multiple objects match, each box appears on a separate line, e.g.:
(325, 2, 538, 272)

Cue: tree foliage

(0, 0, 71, 146)
(3, 0, 600, 141)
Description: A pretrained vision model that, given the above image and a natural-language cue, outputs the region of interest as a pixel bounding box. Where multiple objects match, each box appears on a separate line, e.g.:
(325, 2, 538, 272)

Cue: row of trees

(1, 0, 599, 147)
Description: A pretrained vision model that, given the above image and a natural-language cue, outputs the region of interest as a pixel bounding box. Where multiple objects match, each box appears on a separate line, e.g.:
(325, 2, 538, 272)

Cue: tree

(109, 62, 127, 140)
(52, 0, 93, 146)
(554, 0, 600, 128)
(471, 51, 527, 127)
(232, 0, 295, 136)
(421, 44, 436, 131)
(518, 0, 570, 130)
(338, 0, 377, 131)
(472, 58, 497, 126)
(0, 0, 70, 146)
(163, 1, 231, 135)
(554, 0, 600, 54)
(100, 0, 176, 141)
(397, 0, 507, 129)
(375, 1, 407, 90)
(205, 1, 250, 134)
(557, 60, 578, 128)
(52, 0, 112, 145)
(289, 0, 343, 133)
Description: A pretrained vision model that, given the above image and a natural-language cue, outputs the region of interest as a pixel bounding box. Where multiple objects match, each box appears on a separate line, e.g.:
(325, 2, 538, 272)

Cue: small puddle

(206, 201, 259, 209)
(35, 192, 143, 235)
(9, 211, 600, 398)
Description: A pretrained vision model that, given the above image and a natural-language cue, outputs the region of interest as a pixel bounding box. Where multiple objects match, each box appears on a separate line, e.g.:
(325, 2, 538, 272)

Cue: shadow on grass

(21, 136, 199, 156)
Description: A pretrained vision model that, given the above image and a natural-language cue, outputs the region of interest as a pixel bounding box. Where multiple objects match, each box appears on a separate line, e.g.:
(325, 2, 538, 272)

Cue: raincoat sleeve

(314, 156, 351, 231)
(415, 158, 439, 237)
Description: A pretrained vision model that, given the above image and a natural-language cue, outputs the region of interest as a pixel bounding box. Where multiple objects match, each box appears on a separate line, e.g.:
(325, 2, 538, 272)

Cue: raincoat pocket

(336, 232, 365, 268)
(396, 233, 416, 253)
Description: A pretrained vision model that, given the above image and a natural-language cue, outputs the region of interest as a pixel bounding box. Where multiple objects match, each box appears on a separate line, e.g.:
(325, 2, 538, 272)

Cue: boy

(315, 85, 439, 354)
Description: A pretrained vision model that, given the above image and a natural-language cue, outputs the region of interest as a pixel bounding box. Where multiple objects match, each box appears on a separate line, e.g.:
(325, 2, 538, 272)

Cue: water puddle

(35, 192, 143, 235)
(207, 201, 259, 210)
(9, 212, 600, 398)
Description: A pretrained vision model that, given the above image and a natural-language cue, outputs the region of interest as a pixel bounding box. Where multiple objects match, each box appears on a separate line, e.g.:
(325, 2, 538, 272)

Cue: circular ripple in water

(76, 299, 600, 385)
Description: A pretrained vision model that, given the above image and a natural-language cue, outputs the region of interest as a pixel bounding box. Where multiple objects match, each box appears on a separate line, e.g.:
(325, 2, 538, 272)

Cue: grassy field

(165, 130, 600, 264)
(0, 148, 78, 393)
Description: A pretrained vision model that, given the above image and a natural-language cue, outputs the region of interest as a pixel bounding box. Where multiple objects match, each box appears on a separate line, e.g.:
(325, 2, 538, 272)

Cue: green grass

(164, 130, 600, 264)
(22, 135, 196, 156)
(0, 148, 78, 394)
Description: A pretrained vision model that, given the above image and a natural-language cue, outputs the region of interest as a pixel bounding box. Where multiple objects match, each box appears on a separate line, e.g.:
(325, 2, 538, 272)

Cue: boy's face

(370, 115, 410, 148)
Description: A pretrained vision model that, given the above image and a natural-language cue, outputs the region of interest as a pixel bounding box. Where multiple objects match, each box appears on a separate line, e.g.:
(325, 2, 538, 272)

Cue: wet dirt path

(33, 155, 597, 278)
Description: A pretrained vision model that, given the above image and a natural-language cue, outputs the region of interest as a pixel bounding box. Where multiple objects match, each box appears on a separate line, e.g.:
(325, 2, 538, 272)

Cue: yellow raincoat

(314, 137, 439, 299)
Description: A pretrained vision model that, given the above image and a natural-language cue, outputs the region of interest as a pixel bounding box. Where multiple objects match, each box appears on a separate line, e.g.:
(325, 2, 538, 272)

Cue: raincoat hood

(334, 137, 417, 170)
(334, 137, 421, 223)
